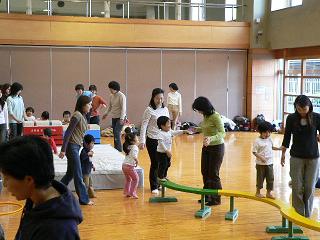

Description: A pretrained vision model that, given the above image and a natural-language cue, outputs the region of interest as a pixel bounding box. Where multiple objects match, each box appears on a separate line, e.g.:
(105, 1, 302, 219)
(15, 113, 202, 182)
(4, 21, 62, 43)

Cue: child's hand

(88, 151, 94, 157)
(166, 151, 172, 158)
(93, 165, 96, 171)
(59, 152, 65, 159)
(260, 157, 267, 163)
(203, 137, 211, 147)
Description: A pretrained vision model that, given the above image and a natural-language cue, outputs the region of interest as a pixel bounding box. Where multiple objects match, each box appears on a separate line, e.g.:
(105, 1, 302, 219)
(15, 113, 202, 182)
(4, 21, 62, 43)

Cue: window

(225, 0, 237, 21)
(271, 0, 303, 11)
(283, 58, 320, 120)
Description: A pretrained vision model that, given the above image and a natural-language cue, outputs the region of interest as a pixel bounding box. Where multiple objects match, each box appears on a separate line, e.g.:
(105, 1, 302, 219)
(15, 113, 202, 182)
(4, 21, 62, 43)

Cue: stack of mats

(23, 120, 64, 145)
(62, 124, 101, 144)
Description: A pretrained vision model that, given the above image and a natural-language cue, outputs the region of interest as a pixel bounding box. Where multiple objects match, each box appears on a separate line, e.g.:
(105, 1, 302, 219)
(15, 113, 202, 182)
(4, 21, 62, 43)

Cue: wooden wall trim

(0, 14, 250, 49)
(274, 46, 320, 59)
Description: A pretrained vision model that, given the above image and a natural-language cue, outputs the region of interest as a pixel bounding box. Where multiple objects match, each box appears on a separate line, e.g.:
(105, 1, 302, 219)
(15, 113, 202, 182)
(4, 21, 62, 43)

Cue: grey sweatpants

(290, 157, 319, 217)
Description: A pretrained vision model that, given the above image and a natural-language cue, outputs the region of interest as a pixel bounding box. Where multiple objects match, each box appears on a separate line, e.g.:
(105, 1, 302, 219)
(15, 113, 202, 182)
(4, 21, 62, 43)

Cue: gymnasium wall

(0, 47, 247, 129)
(268, 0, 320, 49)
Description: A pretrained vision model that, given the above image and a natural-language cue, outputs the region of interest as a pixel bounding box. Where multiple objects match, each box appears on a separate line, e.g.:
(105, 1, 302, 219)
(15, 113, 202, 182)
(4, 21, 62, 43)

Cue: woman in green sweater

(192, 97, 226, 206)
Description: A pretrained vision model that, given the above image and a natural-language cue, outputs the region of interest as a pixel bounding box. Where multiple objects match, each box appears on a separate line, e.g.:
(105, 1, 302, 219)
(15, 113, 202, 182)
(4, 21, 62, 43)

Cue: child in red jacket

(43, 128, 58, 155)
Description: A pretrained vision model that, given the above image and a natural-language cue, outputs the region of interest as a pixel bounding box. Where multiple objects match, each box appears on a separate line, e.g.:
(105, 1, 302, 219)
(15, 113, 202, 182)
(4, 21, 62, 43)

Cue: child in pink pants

(122, 129, 139, 199)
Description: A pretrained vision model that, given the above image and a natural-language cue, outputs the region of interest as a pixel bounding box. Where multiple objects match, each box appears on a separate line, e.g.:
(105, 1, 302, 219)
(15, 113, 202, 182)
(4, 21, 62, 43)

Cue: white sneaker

(151, 189, 159, 194)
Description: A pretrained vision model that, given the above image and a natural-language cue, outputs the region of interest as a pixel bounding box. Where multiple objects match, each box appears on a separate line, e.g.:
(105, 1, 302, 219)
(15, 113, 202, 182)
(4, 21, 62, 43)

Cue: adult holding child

(192, 97, 225, 206)
(59, 95, 94, 205)
(281, 95, 320, 217)
(139, 88, 169, 194)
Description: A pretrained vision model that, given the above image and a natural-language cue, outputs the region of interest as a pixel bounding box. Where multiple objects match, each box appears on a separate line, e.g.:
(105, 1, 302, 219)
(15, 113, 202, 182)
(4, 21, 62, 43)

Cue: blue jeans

(61, 143, 90, 204)
(112, 118, 123, 152)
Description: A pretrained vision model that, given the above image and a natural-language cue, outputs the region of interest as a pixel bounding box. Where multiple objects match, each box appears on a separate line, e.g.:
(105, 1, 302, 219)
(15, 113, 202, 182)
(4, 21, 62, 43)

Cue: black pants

(9, 123, 23, 140)
(146, 137, 159, 191)
(201, 143, 225, 203)
(90, 116, 100, 125)
(0, 124, 7, 144)
(157, 152, 171, 179)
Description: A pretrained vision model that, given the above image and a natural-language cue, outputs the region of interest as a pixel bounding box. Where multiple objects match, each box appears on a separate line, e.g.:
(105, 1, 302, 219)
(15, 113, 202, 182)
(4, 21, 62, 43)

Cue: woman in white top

(0, 89, 9, 143)
(139, 88, 169, 194)
(167, 83, 182, 130)
(7, 82, 26, 140)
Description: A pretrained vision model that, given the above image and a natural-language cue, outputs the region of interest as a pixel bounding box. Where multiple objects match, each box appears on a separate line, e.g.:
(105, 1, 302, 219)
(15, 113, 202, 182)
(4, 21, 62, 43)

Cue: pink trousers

(122, 163, 139, 198)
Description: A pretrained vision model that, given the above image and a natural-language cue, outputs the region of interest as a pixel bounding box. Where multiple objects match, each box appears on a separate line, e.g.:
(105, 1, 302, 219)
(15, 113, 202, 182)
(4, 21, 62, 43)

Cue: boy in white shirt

(252, 121, 281, 199)
(156, 116, 188, 180)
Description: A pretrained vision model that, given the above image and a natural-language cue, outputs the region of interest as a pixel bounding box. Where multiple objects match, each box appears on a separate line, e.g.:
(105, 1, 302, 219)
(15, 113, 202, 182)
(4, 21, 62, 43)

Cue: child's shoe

(151, 189, 159, 194)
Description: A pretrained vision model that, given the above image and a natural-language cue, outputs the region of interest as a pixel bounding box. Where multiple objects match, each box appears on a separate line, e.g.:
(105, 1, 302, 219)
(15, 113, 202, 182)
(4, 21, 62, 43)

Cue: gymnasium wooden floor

(1, 132, 320, 239)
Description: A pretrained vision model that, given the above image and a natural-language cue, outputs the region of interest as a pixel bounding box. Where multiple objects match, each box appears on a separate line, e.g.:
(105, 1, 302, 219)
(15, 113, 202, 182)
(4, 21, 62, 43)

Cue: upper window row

(271, 0, 303, 11)
(286, 59, 320, 77)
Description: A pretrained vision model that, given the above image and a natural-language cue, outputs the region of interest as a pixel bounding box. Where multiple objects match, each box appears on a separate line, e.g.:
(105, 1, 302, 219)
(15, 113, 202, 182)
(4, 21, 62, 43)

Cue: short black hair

(63, 110, 71, 117)
(75, 84, 84, 91)
(149, 88, 165, 110)
(108, 81, 120, 91)
(41, 111, 50, 120)
(169, 83, 179, 91)
(0, 136, 55, 189)
(89, 85, 97, 92)
(124, 127, 132, 134)
(192, 96, 215, 117)
(257, 121, 273, 133)
(26, 107, 35, 113)
(83, 134, 95, 145)
(157, 116, 170, 129)
(9, 82, 23, 96)
(43, 128, 52, 137)
(75, 95, 91, 113)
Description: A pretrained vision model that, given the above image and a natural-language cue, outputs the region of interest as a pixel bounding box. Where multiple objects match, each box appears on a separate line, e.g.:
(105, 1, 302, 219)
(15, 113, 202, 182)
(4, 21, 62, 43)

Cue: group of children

(25, 106, 72, 125)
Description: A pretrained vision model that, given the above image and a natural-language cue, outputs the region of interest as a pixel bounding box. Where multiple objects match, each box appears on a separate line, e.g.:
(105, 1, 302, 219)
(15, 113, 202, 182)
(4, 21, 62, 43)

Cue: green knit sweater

(198, 112, 225, 146)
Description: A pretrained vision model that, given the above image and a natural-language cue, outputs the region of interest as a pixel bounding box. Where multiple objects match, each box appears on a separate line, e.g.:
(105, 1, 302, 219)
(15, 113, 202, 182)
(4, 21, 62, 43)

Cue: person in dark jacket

(281, 95, 320, 217)
(0, 136, 83, 240)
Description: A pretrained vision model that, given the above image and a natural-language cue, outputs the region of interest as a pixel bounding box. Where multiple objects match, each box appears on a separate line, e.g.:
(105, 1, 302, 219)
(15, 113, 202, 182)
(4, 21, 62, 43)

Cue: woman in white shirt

(139, 88, 169, 194)
(0, 89, 9, 143)
(7, 82, 26, 140)
(167, 83, 182, 130)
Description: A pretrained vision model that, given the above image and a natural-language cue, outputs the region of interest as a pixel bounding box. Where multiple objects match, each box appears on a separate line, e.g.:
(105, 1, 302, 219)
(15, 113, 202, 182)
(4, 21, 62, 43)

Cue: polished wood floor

(1, 132, 320, 239)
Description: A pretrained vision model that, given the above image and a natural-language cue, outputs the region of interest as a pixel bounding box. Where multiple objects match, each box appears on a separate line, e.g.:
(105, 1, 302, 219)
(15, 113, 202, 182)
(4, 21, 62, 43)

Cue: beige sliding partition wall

(0, 46, 247, 128)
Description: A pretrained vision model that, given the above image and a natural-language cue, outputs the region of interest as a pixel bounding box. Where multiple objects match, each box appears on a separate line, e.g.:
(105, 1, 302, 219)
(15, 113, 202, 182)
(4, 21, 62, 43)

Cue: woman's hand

(203, 137, 211, 147)
(281, 153, 286, 167)
(59, 152, 65, 159)
(138, 143, 145, 150)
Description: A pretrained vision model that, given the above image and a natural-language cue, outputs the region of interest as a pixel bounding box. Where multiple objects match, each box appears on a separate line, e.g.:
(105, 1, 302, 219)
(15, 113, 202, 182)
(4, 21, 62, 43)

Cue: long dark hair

(192, 96, 215, 117)
(1, 83, 11, 100)
(75, 95, 91, 114)
(0, 85, 5, 110)
(123, 132, 137, 155)
(294, 95, 313, 127)
(9, 82, 23, 97)
(149, 88, 165, 110)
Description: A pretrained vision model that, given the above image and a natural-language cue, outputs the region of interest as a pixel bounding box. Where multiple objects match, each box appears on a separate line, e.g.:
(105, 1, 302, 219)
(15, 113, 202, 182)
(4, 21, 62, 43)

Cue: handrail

(159, 180, 320, 232)
(2, 0, 246, 21)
